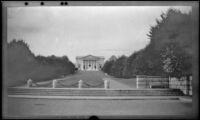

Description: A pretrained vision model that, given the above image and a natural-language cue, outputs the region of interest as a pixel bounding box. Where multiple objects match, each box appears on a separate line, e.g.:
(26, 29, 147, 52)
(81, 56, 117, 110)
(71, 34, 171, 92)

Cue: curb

(179, 97, 192, 102)
(8, 95, 181, 100)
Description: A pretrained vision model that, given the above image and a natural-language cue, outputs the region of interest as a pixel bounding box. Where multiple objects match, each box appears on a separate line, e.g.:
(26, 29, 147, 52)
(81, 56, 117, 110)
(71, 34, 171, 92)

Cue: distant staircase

(8, 87, 184, 96)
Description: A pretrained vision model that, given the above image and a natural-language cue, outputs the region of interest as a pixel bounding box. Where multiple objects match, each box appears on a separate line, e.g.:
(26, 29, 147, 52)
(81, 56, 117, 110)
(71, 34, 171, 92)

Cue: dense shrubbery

(6, 39, 75, 87)
(103, 8, 197, 78)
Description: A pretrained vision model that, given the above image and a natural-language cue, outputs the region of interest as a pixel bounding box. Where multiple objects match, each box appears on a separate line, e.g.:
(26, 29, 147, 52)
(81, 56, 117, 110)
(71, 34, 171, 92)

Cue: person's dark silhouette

(88, 115, 99, 120)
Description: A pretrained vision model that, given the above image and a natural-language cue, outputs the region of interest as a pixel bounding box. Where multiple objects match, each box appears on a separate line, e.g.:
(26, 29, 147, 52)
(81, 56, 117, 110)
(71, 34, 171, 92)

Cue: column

(92, 61, 94, 70)
(85, 60, 86, 70)
(80, 61, 82, 70)
(96, 63, 99, 70)
(91, 61, 93, 70)
(82, 60, 84, 70)
(88, 60, 90, 70)
(90, 60, 91, 70)
(86, 60, 88, 70)
(94, 61, 96, 70)
(87, 61, 89, 70)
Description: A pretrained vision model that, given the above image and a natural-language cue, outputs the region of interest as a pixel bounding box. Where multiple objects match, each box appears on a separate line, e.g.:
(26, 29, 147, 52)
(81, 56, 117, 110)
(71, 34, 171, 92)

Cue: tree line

(102, 8, 197, 78)
(6, 40, 75, 86)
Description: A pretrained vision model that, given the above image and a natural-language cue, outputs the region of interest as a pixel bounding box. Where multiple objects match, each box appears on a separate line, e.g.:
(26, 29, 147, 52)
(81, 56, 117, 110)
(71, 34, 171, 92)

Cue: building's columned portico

(76, 55, 104, 71)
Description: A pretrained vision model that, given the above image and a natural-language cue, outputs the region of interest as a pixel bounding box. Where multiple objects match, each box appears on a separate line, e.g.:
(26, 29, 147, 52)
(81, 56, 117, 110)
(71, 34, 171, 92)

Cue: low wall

(169, 76, 192, 96)
(136, 75, 192, 96)
(7, 87, 184, 96)
(136, 75, 169, 89)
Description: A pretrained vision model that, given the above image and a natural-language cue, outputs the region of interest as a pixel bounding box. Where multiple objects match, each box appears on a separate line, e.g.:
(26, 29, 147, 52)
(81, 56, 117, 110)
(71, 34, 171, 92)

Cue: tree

(102, 60, 114, 74)
(110, 55, 127, 77)
(147, 8, 193, 77)
(102, 55, 117, 74)
(102, 8, 194, 78)
(109, 55, 117, 61)
(161, 42, 192, 77)
(7, 39, 76, 86)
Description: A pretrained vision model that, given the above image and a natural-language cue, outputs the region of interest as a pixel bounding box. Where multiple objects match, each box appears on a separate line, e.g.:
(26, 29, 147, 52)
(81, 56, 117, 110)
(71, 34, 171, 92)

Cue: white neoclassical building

(76, 55, 104, 71)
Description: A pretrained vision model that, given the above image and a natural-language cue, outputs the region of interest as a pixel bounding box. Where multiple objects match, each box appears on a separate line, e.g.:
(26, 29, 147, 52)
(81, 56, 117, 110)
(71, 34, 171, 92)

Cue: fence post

(104, 80, 108, 89)
(136, 75, 139, 89)
(104, 80, 107, 89)
(104, 79, 109, 89)
(189, 76, 192, 95)
(186, 76, 190, 95)
(168, 76, 171, 88)
(78, 80, 83, 88)
(27, 79, 32, 88)
(52, 79, 57, 88)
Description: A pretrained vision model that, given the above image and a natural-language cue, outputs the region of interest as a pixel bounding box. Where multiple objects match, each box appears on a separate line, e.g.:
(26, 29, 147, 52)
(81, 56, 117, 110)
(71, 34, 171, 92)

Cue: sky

(7, 6, 191, 63)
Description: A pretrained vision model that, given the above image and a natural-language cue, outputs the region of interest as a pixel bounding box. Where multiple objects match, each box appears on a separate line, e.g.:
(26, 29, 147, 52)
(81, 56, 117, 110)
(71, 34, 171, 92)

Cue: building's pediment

(76, 55, 104, 61)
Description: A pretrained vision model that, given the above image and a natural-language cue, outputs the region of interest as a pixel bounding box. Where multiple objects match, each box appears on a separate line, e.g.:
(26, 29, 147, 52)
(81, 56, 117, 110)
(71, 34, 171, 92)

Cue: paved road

(5, 97, 192, 118)
(107, 78, 133, 88)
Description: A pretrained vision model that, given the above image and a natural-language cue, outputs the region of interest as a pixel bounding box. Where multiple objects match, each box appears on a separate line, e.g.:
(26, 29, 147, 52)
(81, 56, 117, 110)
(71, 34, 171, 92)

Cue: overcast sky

(7, 6, 191, 63)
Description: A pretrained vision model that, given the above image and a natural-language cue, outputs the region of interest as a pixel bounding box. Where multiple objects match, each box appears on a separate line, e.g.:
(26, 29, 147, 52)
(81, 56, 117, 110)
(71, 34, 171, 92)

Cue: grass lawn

(53, 71, 136, 88)
(15, 71, 136, 89)
(56, 71, 106, 88)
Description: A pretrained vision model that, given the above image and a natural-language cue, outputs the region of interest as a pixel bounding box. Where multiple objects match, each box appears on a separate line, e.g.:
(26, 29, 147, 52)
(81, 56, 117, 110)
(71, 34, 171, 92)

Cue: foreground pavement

(7, 95, 192, 101)
(4, 96, 192, 118)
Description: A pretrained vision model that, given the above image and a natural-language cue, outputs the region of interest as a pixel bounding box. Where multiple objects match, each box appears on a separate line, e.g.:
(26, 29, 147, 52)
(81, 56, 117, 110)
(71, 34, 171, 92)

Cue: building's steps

(7, 88, 184, 96)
